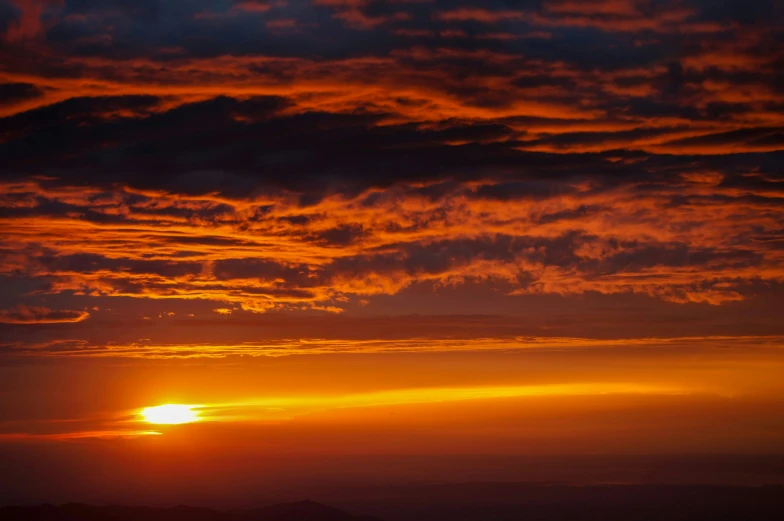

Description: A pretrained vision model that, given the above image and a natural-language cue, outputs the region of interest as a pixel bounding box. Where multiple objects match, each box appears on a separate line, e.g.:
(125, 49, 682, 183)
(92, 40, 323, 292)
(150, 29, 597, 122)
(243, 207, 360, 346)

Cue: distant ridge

(5, 486, 784, 521)
(0, 501, 384, 521)
(240, 501, 383, 521)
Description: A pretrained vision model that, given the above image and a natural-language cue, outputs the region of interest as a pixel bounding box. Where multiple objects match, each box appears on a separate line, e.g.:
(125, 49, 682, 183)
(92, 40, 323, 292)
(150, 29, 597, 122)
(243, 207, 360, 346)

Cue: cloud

(0, 164, 782, 312)
(0, 0, 780, 326)
(3, 333, 782, 358)
(0, 305, 89, 324)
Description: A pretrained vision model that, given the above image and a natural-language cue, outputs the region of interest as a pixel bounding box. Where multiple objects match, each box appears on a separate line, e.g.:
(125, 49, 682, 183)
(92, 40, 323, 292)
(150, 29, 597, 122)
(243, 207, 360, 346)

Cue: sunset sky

(1, 0, 783, 503)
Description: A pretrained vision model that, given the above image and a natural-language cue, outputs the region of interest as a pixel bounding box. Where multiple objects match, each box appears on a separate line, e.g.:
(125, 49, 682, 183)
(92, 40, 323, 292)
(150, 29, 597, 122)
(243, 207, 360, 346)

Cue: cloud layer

(0, 0, 782, 355)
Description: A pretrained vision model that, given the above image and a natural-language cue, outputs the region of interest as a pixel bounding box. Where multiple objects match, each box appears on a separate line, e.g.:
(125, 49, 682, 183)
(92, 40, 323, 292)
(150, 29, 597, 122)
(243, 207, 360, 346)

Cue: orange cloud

(6, 334, 783, 359)
(3, 165, 783, 312)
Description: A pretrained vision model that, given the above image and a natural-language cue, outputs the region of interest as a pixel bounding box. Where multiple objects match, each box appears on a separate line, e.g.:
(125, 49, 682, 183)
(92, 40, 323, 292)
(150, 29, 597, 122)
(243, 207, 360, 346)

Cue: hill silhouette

(0, 501, 383, 521)
(3, 486, 784, 521)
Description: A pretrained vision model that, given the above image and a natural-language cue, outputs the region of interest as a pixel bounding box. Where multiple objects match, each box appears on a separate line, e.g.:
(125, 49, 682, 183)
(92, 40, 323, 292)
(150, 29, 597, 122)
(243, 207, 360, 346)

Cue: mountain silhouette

(4, 487, 784, 521)
(0, 501, 383, 521)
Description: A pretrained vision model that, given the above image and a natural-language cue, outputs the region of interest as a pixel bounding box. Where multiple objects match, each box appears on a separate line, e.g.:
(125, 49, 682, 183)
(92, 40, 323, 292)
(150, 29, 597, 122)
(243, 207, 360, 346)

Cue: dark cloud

(310, 224, 368, 247)
(0, 305, 89, 324)
(36, 253, 204, 278)
(472, 180, 579, 201)
(213, 259, 316, 285)
(666, 127, 784, 148)
(0, 82, 45, 106)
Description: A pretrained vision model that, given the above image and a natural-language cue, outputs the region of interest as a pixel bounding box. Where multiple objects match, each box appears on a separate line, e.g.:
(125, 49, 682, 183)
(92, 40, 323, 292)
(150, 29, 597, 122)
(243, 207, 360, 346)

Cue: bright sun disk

(140, 404, 200, 425)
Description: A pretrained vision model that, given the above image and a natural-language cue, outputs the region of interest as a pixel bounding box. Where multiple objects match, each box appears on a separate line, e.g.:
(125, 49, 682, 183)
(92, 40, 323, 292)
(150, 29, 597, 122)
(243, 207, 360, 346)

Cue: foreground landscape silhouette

(1, 501, 381, 521)
(4, 484, 784, 521)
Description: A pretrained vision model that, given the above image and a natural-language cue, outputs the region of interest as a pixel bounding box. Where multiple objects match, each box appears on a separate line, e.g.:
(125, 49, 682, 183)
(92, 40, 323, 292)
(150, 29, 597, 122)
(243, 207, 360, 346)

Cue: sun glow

(140, 404, 201, 425)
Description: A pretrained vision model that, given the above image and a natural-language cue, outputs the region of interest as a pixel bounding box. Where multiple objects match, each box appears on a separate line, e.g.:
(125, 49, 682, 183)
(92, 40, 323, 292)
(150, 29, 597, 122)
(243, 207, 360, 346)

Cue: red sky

(0, 0, 783, 503)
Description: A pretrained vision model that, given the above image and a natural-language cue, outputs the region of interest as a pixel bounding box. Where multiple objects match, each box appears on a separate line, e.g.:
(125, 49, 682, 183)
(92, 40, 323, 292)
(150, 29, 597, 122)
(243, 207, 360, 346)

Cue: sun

(140, 404, 201, 425)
